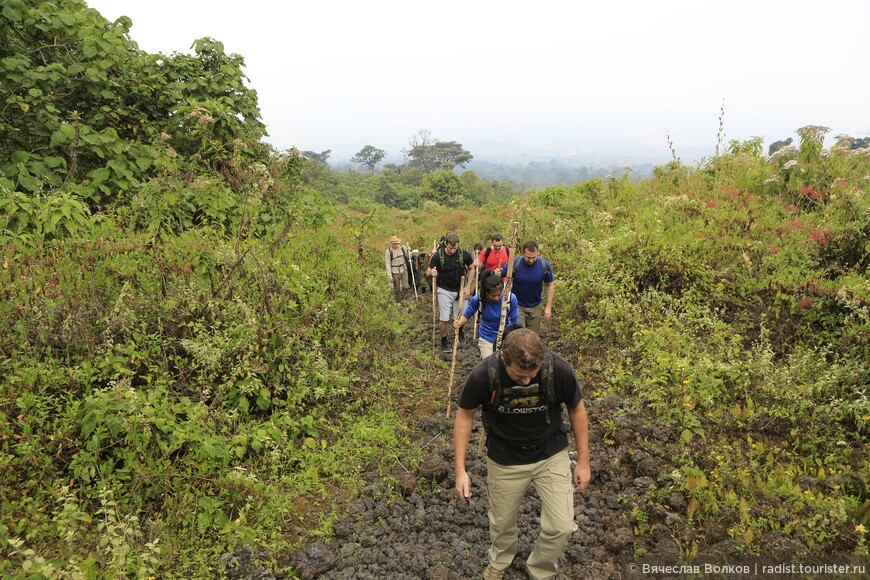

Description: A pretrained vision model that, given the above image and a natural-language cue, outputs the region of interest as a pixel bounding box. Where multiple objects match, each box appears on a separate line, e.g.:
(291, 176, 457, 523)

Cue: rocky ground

(225, 290, 703, 579)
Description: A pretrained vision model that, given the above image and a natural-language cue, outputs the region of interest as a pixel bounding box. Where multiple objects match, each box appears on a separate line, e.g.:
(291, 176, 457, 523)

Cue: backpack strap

(484, 246, 509, 268)
(485, 353, 500, 415)
(485, 348, 555, 425)
(541, 348, 555, 424)
(389, 246, 409, 265)
(512, 256, 548, 277)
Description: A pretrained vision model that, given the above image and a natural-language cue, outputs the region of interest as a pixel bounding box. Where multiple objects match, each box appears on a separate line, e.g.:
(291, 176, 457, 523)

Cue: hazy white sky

(87, 0, 869, 163)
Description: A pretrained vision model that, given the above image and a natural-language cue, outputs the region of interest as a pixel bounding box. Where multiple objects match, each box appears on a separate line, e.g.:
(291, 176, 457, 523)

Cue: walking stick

(431, 239, 438, 349)
(468, 257, 479, 340)
(409, 249, 419, 301)
(446, 276, 467, 418)
(494, 221, 520, 351)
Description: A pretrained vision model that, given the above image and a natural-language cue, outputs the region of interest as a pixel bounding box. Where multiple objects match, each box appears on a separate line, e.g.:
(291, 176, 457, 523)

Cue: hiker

(426, 232, 474, 350)
(453, 327, 590, 580)
(409, 248, 421, 292)
(411, 248, 432, 293)
(500, 240, 555, 333)
(384, 235, 411, 302)
(474, 233, 510, 281)
(470, 242, 484, 290)
(452, 269, 519, 359)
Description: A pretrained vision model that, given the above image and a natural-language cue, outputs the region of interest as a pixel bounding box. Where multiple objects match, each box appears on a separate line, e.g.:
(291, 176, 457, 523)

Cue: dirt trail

(228, 291, 692, 579)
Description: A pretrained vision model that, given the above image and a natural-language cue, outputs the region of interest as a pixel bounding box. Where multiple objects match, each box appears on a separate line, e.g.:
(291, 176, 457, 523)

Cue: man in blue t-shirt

(501, 240, 555, 333)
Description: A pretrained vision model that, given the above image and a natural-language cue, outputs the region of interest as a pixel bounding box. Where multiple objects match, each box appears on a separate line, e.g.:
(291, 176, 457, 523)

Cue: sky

(86, 0, 869, 165)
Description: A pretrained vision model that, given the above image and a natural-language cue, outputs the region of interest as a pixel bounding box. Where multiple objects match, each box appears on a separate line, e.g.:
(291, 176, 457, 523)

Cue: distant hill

(466, 158, 657, 191)
(329, 154, 660, 191)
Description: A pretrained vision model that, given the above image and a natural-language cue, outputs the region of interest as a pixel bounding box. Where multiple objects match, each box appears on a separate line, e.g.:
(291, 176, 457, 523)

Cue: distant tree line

(297, 130, 511, 210)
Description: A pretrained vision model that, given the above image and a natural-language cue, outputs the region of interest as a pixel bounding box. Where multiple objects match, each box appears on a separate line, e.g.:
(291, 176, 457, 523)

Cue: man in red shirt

(473, 233, 510, 281)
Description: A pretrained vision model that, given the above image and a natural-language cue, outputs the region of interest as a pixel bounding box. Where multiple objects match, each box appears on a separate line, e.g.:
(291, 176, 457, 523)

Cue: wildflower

(799, 187, 825, 203)
(764, 176, 778, 185)
(809, 228, 832, 245)
(769, 145, 797, 162)
(797, 296, 814, 309)
(857, 524, 867, 534)
(786, 219, 804, 231)
(795, 125, 831, 140)
(783, 160, 798, 170)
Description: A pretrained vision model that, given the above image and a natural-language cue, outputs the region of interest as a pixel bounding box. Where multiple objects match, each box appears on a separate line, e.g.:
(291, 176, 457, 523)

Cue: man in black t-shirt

(426, 232, 474, 350)
(454, 328, 591, 580)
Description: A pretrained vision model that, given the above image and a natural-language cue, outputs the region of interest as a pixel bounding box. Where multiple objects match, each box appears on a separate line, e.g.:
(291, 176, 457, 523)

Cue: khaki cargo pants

(486, 450, 576, 579)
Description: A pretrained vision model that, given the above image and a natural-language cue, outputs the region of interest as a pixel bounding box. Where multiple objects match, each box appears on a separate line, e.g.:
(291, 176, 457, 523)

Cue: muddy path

(231, 291, 703, 579)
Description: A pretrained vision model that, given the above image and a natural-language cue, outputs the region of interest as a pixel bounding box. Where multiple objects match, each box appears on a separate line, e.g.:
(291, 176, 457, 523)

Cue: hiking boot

(482, 564, 504, 580)
(441, 336, 449, 350)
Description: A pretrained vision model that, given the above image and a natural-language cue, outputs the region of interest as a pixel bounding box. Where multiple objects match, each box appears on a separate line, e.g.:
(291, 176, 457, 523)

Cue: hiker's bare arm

(568, 401, 591, 491)
(454, 407, 475, 501)
(543, 280, 555, 320)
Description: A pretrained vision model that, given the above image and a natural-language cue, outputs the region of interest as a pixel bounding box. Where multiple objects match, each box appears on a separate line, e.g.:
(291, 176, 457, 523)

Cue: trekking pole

(409, 253, 419, 301)
(494, 221, 520, 351)
(431, 239, 438, 349)
(446, 276, 467, 419)
(469, 260, 479, 340)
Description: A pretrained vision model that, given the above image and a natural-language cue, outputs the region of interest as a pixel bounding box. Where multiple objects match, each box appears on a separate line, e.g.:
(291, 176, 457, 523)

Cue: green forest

(2, 0, 868, 577)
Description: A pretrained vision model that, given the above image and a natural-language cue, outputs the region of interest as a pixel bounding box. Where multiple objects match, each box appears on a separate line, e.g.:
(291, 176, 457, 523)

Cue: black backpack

(483, 348, 557, 425)
(433, 245, 467, 271)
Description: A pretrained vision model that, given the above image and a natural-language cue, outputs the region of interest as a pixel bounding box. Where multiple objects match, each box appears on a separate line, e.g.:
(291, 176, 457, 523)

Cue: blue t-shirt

(463, 292, 519, 343)
(501, 257, 554, 307)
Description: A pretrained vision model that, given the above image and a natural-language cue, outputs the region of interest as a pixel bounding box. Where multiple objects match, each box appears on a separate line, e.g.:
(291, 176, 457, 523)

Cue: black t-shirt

(458, 352, 583, 465)
(429, 247, 474, 292)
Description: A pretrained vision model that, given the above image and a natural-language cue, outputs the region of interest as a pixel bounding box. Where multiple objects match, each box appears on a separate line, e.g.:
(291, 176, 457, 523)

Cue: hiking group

(386, 229, 587, 579)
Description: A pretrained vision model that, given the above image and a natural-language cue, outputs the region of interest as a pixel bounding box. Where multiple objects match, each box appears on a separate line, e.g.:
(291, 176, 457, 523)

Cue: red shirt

(480, 246, 509, 272)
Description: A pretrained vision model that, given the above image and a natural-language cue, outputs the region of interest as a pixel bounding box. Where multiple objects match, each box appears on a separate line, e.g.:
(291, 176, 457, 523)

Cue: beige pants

(486, 451, 575, 579)
(478, 337, 495, 359)
(390, 271, 406, 300)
